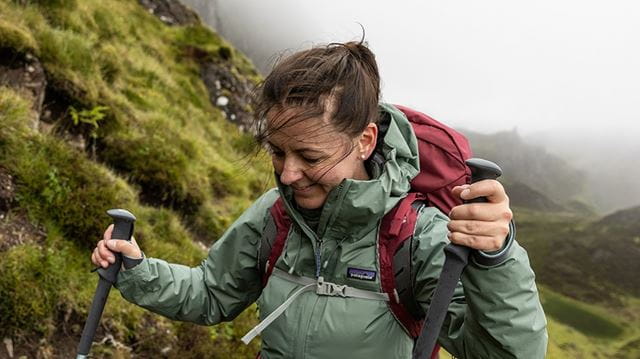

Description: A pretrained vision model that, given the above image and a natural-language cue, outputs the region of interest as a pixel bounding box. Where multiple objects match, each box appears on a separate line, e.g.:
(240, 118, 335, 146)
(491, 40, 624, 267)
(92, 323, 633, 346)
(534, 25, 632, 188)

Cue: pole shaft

(77, 278, 112, 356)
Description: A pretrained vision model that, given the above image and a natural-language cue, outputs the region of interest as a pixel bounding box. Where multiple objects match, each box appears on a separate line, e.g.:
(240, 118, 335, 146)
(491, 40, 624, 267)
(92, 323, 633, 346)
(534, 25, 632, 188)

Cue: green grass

(541, 288, 624, 339)
(0, 0, 270, 355)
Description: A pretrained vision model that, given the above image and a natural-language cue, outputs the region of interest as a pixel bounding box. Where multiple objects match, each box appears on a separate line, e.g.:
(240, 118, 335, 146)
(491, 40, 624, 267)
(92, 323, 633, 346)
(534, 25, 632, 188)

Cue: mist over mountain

(525, 129, 640, 214)
(459, 126, 640, 215)
(459, 128, 597, 214)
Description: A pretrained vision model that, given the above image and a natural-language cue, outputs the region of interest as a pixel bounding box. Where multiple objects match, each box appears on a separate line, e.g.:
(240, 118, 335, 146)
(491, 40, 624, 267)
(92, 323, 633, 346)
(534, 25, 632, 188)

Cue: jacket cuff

(123, 251, 144, 270)
(471, 220, 516, 268)
(114, 255, 150, 290)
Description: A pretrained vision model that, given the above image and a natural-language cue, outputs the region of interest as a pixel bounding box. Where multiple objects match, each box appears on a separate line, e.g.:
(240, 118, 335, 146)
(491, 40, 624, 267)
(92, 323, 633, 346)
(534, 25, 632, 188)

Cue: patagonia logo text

(347, 267, 377, 281)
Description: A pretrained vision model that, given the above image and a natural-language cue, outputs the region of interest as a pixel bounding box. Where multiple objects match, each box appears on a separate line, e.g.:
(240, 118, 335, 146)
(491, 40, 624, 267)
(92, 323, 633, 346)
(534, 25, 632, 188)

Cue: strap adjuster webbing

(241, 268, 390, 344)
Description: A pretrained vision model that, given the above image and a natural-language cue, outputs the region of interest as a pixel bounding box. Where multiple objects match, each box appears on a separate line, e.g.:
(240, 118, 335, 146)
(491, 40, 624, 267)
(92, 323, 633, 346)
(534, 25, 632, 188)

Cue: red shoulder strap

(262, 197, 292, 287)
(379, 193, 440, 358)
(379, 192, 425, 337)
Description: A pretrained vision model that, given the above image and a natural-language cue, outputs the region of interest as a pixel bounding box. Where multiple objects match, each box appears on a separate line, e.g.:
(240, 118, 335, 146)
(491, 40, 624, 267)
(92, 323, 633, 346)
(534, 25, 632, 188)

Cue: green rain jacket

(116, 103, 548, 358)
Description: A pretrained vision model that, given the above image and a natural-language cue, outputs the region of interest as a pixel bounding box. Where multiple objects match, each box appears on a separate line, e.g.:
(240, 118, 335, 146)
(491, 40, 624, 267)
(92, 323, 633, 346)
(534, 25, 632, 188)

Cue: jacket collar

(275, 103, 419, 241)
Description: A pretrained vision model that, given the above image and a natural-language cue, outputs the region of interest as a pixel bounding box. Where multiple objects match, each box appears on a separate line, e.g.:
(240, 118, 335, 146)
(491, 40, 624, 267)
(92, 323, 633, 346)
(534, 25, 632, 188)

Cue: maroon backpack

(258, 105, 472, 358)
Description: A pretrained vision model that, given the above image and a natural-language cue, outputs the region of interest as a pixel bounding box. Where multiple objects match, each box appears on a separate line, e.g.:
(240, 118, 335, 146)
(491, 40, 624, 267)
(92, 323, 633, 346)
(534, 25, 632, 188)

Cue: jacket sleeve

(412, 208, 548, 359)
(114, 189, 280, 325)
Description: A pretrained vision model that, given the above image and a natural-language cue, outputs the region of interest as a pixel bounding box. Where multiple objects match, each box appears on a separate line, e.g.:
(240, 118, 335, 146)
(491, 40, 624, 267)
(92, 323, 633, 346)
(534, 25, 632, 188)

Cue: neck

(354, 162, 371, 181)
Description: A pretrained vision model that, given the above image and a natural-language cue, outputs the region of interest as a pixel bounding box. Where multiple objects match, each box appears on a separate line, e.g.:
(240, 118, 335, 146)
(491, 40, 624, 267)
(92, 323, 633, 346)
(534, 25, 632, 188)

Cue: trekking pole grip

(444, 158, 502, 260)
(76, 209, 136, 358)
(465, 158, 503, 202)
(98, 209, 136, 284)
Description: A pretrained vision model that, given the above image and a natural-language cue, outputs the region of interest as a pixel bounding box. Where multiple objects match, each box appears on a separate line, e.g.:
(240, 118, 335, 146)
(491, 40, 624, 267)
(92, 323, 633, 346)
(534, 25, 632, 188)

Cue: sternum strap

(241, 268, 389, 344)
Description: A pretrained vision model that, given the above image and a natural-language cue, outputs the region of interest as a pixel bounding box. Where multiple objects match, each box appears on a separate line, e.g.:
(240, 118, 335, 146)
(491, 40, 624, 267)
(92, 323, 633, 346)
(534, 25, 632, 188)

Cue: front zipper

(315, 238, 323, 278)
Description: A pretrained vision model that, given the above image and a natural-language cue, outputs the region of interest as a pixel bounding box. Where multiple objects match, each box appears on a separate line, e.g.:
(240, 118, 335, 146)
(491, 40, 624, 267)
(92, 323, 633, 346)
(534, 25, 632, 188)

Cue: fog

(180, 0, 640, 212)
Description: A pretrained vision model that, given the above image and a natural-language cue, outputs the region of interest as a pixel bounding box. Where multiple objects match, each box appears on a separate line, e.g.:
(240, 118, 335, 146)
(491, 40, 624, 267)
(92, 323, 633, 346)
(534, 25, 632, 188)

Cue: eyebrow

(266, 141, 326, 155)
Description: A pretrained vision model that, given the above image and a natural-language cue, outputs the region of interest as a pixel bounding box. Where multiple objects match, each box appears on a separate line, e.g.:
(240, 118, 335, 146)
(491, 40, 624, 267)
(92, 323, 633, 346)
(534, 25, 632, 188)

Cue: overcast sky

(207, 0, 640, 136)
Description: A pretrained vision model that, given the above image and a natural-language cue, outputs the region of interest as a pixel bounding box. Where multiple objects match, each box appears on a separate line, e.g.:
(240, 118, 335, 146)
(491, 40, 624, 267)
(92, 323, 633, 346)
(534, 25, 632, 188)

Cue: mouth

(292, 184, 314, 193)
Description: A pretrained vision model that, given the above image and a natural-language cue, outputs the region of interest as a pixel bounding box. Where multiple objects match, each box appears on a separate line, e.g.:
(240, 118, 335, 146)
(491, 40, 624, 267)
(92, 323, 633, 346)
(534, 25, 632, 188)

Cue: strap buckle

(316, 276, 347, 297)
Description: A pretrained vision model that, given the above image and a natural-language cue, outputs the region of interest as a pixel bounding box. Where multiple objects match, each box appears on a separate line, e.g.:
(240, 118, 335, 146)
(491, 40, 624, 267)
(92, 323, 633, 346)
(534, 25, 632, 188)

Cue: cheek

(311, 167, 342, 187)
(271, 156, 283, 172)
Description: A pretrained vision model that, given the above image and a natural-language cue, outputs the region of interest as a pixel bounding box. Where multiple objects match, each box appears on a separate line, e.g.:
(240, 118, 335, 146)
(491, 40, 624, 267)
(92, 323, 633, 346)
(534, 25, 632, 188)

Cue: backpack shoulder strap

(258, 197, 292, 287)
(380, 193, 441, 359)
(378, 192, 426, 338)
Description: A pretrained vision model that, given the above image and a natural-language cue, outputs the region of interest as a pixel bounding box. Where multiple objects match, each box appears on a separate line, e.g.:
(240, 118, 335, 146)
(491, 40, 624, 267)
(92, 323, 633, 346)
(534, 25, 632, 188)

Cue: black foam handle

(77, 209, 136, 358)
(465, 158, 503, 201)
(97, 209, 136, 284)
(443, 159, 502, 263)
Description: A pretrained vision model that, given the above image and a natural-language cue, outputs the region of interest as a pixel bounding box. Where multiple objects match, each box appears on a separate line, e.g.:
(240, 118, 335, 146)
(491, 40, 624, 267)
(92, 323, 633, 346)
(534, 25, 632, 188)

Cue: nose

(279, 156, 304, 185)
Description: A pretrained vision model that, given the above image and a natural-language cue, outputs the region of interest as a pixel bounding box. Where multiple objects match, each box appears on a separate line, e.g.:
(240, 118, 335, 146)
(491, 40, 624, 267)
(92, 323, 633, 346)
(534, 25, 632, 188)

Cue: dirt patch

(0, 211, 47, 252)
(139, 0, 199, 26)
(0, 168, 46, 252)
(0, 47, 46, 127)
(0, 167, 15, 213)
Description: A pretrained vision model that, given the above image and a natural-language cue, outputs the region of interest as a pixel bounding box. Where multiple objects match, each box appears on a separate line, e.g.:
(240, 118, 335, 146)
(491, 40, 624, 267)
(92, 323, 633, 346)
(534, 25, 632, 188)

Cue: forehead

(265, 107, 346, 147)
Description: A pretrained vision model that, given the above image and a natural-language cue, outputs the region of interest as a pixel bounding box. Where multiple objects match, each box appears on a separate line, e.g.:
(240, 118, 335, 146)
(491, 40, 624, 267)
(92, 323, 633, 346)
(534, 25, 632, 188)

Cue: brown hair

(252, 40, 381, 144)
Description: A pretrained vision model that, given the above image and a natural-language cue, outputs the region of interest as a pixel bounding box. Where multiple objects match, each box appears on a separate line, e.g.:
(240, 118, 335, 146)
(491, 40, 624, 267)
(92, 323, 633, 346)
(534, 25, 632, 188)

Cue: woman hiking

(91, 40, 548, 358)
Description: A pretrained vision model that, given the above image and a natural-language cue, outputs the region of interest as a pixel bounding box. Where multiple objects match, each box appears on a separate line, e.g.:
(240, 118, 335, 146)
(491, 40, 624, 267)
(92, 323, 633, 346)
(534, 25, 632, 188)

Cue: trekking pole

(76, 209, 136, 359)
(412, 158, 502, 359)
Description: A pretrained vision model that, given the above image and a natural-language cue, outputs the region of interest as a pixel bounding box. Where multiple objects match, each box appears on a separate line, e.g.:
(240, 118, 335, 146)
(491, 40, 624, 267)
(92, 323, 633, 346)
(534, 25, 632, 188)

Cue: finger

(91, 250, 99, 267)
(98, 240, 116, 263)
(450, 184, 471, 199)
(447, 231, 505, 252)
(447, 219, 510, 238)
(449, 202, 512, 222)
(106, 239, 141, 258)
(459, 180, 508, 204)
(103, 224, 114, 240)
(94, 247, 109, 268)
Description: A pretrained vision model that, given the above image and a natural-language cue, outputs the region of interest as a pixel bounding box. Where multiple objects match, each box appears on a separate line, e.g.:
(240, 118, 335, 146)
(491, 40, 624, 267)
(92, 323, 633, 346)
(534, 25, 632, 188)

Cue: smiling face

(265, 108, 377, 209)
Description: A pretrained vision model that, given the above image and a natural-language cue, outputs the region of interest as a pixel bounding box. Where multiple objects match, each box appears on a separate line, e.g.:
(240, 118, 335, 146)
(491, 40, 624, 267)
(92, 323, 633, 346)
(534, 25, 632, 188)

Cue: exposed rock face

(139, 0, 199, 26)
(0, 47, 46, 127)
(138, 0, 256, 132)
(177, 0, 220, 30)
(200, 60, 254, 132)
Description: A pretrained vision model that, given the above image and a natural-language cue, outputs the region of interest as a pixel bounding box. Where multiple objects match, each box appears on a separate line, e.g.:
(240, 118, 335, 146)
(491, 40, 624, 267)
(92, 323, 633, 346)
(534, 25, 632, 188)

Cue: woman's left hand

(447, 180, 513, 252)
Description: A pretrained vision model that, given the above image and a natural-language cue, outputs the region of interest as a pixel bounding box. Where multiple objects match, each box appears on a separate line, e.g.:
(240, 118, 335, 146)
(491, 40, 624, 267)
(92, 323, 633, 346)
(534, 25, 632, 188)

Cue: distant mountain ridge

(459, 128, 597, 215)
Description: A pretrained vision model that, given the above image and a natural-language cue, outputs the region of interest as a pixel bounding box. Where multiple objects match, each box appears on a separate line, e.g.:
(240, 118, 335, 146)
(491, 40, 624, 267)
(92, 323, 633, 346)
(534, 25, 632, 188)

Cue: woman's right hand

(91, 224, 143, 268)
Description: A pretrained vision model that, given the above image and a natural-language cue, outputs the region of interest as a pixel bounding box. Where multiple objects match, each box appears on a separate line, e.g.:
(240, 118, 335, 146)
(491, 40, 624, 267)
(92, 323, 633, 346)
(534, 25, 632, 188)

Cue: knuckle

(502, 209, 513, 221)
(492, 180, 503, 192)
(467, 205, 479, 219)
(466, 235, 476, 245)
(464, 221, 476, 233)
(499, 225, 510, 237)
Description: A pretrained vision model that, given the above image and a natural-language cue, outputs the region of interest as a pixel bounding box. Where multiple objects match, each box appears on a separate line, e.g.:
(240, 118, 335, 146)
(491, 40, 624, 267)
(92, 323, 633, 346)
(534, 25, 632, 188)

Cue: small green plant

(69, 105, 108, 139)
(41, 168, 70, 206)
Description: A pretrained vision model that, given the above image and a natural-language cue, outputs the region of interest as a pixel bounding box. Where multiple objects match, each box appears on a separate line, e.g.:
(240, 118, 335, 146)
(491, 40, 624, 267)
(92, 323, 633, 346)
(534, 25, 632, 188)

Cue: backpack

(257, 105, 472, 358)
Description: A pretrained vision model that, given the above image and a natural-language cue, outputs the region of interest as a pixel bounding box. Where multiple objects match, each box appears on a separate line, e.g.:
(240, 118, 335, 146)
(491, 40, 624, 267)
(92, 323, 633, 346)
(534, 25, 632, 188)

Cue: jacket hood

(275, 103, 419, 241)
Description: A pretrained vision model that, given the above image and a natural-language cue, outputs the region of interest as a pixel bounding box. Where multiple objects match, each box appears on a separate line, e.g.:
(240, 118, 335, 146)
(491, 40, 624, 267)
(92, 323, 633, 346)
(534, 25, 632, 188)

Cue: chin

(294, 195, 325, 209)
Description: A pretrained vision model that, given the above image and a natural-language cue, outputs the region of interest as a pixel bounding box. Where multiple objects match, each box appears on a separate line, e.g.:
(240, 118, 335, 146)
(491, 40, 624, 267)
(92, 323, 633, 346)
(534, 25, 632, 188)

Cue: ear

(358, 123, 378, 159)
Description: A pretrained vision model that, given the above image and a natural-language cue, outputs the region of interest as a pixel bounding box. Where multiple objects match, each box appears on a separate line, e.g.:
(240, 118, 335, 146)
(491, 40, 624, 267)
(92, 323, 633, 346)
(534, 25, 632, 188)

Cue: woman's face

(266, 110, 375, 209)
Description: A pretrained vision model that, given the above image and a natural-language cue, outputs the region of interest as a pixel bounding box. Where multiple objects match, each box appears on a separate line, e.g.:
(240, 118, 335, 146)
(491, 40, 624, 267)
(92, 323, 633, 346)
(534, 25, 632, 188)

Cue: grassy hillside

(0, 0, 272, 357)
